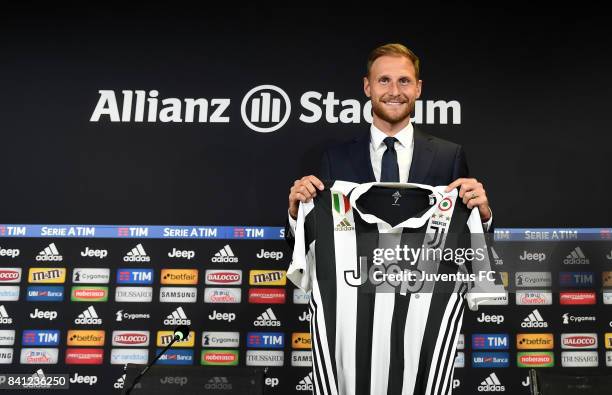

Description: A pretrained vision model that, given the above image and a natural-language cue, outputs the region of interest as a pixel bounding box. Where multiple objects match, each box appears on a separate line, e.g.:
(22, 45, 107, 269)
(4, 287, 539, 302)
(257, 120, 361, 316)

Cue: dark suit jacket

(285, 126, 486, 247)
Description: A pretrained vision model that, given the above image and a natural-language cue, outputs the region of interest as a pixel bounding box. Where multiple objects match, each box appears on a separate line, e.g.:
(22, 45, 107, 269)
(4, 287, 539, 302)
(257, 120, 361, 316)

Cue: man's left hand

(445, 178, 491, 222)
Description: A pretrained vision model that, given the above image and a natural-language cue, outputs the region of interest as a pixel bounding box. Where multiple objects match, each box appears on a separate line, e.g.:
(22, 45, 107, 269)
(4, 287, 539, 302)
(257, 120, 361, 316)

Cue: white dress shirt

(289, 123, 492, 232)
(369, 122, 414, 183)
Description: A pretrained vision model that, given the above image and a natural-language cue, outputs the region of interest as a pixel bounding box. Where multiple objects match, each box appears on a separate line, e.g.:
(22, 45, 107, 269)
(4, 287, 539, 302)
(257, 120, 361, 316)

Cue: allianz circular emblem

(241, 85, 291, 133)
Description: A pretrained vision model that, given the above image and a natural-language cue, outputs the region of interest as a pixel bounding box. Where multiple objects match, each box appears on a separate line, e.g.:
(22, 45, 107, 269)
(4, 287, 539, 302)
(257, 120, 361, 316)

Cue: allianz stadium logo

(90, 86, 462, 133)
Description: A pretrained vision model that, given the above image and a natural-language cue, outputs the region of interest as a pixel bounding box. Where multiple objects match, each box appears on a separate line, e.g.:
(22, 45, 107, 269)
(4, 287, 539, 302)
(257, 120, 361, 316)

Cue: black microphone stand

(125, 334, 181, 395)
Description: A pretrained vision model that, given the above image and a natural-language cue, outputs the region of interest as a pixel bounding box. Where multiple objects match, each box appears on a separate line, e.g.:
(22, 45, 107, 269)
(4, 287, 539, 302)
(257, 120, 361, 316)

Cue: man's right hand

(288, 175, 324, 220)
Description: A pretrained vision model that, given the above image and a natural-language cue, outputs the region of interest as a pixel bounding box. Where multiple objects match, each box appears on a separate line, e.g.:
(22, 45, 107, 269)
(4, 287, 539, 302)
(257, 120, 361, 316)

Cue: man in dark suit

(286, 43, 492, 244)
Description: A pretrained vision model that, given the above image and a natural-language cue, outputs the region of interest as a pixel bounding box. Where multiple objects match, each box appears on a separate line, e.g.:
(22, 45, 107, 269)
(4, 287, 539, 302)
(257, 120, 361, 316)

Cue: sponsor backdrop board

(1, 226, 612, 393)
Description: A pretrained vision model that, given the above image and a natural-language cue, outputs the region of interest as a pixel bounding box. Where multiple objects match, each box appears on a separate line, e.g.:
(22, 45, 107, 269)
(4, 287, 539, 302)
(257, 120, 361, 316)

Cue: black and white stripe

(287, 181, 503, 395)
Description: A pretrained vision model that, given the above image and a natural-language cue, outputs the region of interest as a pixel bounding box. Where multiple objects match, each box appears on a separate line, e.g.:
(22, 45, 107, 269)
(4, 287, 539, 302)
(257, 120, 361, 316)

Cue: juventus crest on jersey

(287, 181, 504, 395)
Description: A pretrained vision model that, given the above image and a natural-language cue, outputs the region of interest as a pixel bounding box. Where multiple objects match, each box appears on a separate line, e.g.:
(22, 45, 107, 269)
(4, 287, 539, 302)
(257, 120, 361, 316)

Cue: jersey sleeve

(287, 200, 316, 292)
(464, 207, 506, 311)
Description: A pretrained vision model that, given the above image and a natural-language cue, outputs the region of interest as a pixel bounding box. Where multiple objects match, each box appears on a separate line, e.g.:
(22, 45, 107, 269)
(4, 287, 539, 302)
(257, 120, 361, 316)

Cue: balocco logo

(240, 85, 291, 133)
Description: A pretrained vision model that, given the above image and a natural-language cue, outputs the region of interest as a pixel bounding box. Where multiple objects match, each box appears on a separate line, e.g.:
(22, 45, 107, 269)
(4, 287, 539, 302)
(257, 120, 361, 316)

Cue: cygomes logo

(90, 87, 462, 133)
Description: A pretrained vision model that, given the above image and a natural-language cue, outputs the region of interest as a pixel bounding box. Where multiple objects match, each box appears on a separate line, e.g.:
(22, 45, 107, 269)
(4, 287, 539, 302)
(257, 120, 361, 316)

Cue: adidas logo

(123, 243, 150, 262)
(113, 374, 125, 389)
(75, 305, 102, 325)
(36, 243, 62, 261)
(334, 218, 354, 231)
(0, 305, 12, 324)
(296, 372, 313, 391)
(563, 246, 589, 264)
(254, 307, 281, 327)
(26, 369, 50, 389)
(163, 306, 191, 326)
(204, 376, 232, 390)
(113, 373, 141, 390)
(211, 245, 238, 263)
(521, 309, 548, 328)
(478, 373, 505, 392)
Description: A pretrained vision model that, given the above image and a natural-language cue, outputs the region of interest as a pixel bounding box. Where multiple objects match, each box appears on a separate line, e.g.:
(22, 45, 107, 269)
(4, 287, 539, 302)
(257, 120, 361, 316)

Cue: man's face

(364, 55, 422, 124)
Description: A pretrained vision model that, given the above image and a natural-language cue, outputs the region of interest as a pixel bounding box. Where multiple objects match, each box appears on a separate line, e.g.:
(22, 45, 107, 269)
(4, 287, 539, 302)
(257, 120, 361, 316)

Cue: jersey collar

(349, 182, 453, 230)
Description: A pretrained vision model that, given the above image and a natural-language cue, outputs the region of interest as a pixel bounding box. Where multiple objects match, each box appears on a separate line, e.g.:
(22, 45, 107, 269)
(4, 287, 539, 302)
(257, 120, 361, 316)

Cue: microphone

(124, 325, 190, 395)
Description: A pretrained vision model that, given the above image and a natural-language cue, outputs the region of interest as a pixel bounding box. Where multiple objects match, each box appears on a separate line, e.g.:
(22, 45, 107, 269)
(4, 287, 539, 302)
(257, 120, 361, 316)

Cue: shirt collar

(349, 182, 453, 230)
(370, 122, 414, 150)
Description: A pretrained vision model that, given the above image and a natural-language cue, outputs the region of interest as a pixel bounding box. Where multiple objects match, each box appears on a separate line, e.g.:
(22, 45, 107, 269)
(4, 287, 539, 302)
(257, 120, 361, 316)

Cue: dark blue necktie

(380, 137, 399, 182)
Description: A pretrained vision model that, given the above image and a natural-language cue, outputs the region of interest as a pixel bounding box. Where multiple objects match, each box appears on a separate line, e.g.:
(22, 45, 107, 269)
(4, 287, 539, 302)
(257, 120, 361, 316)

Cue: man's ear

(416, 79, 423, 99)
(363, 76, 371, 98)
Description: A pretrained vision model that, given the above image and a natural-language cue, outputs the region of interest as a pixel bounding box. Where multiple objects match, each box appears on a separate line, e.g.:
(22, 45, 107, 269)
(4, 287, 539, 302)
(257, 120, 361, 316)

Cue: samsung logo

(0, 347, 13, 364)
(291, 351, 312, 367)
(159, 287, 198, 303)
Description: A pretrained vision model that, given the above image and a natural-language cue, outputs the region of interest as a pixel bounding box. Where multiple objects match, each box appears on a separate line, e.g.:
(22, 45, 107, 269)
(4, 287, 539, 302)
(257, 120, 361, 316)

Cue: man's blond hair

(367, 43, 420, 79)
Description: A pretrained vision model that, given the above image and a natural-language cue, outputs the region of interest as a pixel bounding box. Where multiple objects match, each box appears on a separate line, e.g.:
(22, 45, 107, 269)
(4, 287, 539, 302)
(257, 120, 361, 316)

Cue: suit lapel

(408, 126, 437, 183)
(349, 130, 376, 182)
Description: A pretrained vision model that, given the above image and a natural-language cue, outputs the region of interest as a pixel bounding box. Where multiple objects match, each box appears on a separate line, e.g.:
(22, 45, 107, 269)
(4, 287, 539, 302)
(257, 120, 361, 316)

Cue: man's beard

(371, 95, 414, 124)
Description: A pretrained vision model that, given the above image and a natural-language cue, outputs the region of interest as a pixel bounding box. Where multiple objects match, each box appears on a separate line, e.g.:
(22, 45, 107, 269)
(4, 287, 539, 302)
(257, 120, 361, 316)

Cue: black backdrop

(2, 6, 611, 227)
(2, 6, 612, 395)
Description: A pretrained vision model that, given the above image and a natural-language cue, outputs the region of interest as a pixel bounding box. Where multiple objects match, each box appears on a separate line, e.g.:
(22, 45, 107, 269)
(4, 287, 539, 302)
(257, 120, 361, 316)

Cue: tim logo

(240, 85, 291, 133)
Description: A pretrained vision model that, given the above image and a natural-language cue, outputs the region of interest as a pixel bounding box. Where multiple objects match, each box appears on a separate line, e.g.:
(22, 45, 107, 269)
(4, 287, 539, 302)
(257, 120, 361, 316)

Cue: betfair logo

(516, 334, 554, 350)
(291, 333, 311, 349)
(67, 330, 105, 346)
(28, 268, 66, 283)
(161, 269, 198, 285)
